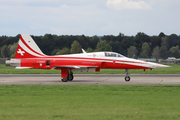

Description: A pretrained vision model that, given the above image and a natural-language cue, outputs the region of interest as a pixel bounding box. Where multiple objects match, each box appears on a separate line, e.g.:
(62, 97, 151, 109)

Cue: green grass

(1, 63, 180, 74)
(0, 85, 180, 120)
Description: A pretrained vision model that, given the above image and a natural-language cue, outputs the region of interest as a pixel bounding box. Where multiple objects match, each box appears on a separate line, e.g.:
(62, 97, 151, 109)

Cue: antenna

(82, 48, 87, 54)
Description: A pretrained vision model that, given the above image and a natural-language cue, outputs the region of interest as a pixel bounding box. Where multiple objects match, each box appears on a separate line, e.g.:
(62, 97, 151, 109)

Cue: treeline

(0, 32, 180, 59)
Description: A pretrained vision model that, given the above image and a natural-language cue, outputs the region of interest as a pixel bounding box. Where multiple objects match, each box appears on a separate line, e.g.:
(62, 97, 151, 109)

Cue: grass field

(0, 85, 180, 120)
(1, 63, 180, 74)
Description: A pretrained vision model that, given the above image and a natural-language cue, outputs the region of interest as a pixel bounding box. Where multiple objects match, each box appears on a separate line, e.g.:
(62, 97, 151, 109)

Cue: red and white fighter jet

(6, 34, 169, 82)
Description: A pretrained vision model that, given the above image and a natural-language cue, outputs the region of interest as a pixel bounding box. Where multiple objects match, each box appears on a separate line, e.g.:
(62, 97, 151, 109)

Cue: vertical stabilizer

(15, 34, 46, 58)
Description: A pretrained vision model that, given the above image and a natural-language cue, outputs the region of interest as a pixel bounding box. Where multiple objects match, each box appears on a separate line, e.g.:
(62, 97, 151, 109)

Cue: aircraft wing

(51, 65, 100, 69)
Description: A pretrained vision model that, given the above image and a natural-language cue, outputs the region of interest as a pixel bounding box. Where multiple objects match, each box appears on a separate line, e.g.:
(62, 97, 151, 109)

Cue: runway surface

(0, 74, 180, 85)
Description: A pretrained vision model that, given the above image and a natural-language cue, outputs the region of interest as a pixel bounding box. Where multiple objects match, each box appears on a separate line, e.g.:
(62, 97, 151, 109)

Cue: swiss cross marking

(17, 49, 25, 56)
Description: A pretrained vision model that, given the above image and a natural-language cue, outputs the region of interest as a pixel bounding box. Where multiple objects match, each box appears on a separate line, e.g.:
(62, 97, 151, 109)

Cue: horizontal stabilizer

(16, 67, 33, 69)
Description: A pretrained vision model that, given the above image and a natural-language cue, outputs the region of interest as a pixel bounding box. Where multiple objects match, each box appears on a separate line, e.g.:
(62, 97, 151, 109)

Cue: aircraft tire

(125, 76, 130, 82)
(62, 78, 68, 82)
(68, 74, 74, 81)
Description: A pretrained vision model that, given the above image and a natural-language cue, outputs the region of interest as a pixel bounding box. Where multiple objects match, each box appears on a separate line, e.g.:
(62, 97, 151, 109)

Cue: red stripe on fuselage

(21, 58, 151, 69)
(20, 56, 152, 70)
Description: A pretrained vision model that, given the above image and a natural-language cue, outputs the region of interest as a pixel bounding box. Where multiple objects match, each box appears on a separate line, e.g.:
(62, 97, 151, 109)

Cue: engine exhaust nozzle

(5, 59, 20, 67)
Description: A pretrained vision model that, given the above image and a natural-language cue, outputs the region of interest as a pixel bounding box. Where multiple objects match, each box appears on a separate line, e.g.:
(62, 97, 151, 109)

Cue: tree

(89, 36, 100, 49)
(1, 45, 10, 58)
(150, 36, 161, 49)
(76, 35, 89, 49)
(139, 42, 150, 58)
(133, 32, 150, 54)
(160, 45, 168, 59)
(169, 45, 180, 58)
(10, 52, 16, 58)
(56, 48, 70, 55)
(120, 37, 133, 56)
(9, 42, 18, 57)
(127, 46, 138, 58)
(51, 49, 60, 55)
(0, 47, 1, 58)
(116, 33, 125, 42)
(96, 39, 112, 51)
(86, 48, 93, 52)
(152, 46, 160, 59)
(161, 36, 169, 49)
(168, 34, 180, 48)
(70, 41, 82, 54)
(1, 33, 180, 59)
(158, 32, 166, 38)
(109, 41, 120, 53)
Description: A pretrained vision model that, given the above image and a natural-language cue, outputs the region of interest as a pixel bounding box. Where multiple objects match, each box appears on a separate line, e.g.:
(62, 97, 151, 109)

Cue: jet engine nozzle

(5, 59, 20, 67)
(5, 60, 11, 66)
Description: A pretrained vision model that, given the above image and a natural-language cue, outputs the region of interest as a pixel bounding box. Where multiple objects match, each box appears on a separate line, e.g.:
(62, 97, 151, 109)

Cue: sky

(0, 0, 180, 36)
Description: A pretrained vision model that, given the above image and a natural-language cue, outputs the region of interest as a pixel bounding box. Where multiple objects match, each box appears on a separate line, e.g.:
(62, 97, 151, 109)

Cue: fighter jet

(6, 34, 169, 82)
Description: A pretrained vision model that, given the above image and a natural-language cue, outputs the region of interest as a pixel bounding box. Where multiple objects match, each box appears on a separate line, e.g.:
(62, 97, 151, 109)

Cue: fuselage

(6, 51, 166, 71)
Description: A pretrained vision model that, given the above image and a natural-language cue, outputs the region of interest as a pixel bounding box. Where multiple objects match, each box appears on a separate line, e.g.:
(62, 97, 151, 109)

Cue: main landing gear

(61, 69, 74, 82)
(125, 69, 130, 82)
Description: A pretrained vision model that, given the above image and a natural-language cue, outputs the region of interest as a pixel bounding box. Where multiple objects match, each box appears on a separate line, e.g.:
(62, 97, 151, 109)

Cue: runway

(0, 74, 180, 85)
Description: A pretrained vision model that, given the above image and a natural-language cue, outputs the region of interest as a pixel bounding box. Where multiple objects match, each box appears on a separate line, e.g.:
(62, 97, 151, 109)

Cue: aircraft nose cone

(155, 63, 170, 68)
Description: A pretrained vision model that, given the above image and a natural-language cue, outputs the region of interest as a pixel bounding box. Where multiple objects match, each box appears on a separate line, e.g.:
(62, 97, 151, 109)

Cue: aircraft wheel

(61, 78, 68, 82)
(68, 74, 74, 81)
(125, 76, 130, 82)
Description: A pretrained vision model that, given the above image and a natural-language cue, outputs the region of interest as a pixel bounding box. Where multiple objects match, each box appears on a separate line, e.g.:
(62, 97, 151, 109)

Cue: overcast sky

(0, 0, 180, 36)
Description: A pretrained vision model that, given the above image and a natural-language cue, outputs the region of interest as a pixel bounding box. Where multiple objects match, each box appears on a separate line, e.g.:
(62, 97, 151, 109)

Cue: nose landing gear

(125, 69, 130, 82)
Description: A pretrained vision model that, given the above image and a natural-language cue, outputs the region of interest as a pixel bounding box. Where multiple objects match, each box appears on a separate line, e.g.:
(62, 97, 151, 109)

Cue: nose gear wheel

(125, 69, 130, 82)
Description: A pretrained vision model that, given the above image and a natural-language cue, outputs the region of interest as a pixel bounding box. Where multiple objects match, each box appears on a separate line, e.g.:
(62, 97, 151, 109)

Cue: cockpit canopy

(105, 52, 125, 57)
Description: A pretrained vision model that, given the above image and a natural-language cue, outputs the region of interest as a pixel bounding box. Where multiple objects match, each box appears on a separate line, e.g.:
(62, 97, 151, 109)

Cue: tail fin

(15, 34, 46, 59)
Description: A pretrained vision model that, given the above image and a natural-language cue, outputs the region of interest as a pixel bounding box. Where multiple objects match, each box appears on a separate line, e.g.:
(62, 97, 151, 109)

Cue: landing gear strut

(61, 69, 74, 82)
(67, 69, 74, 81)
(125, 69, 130, 82)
